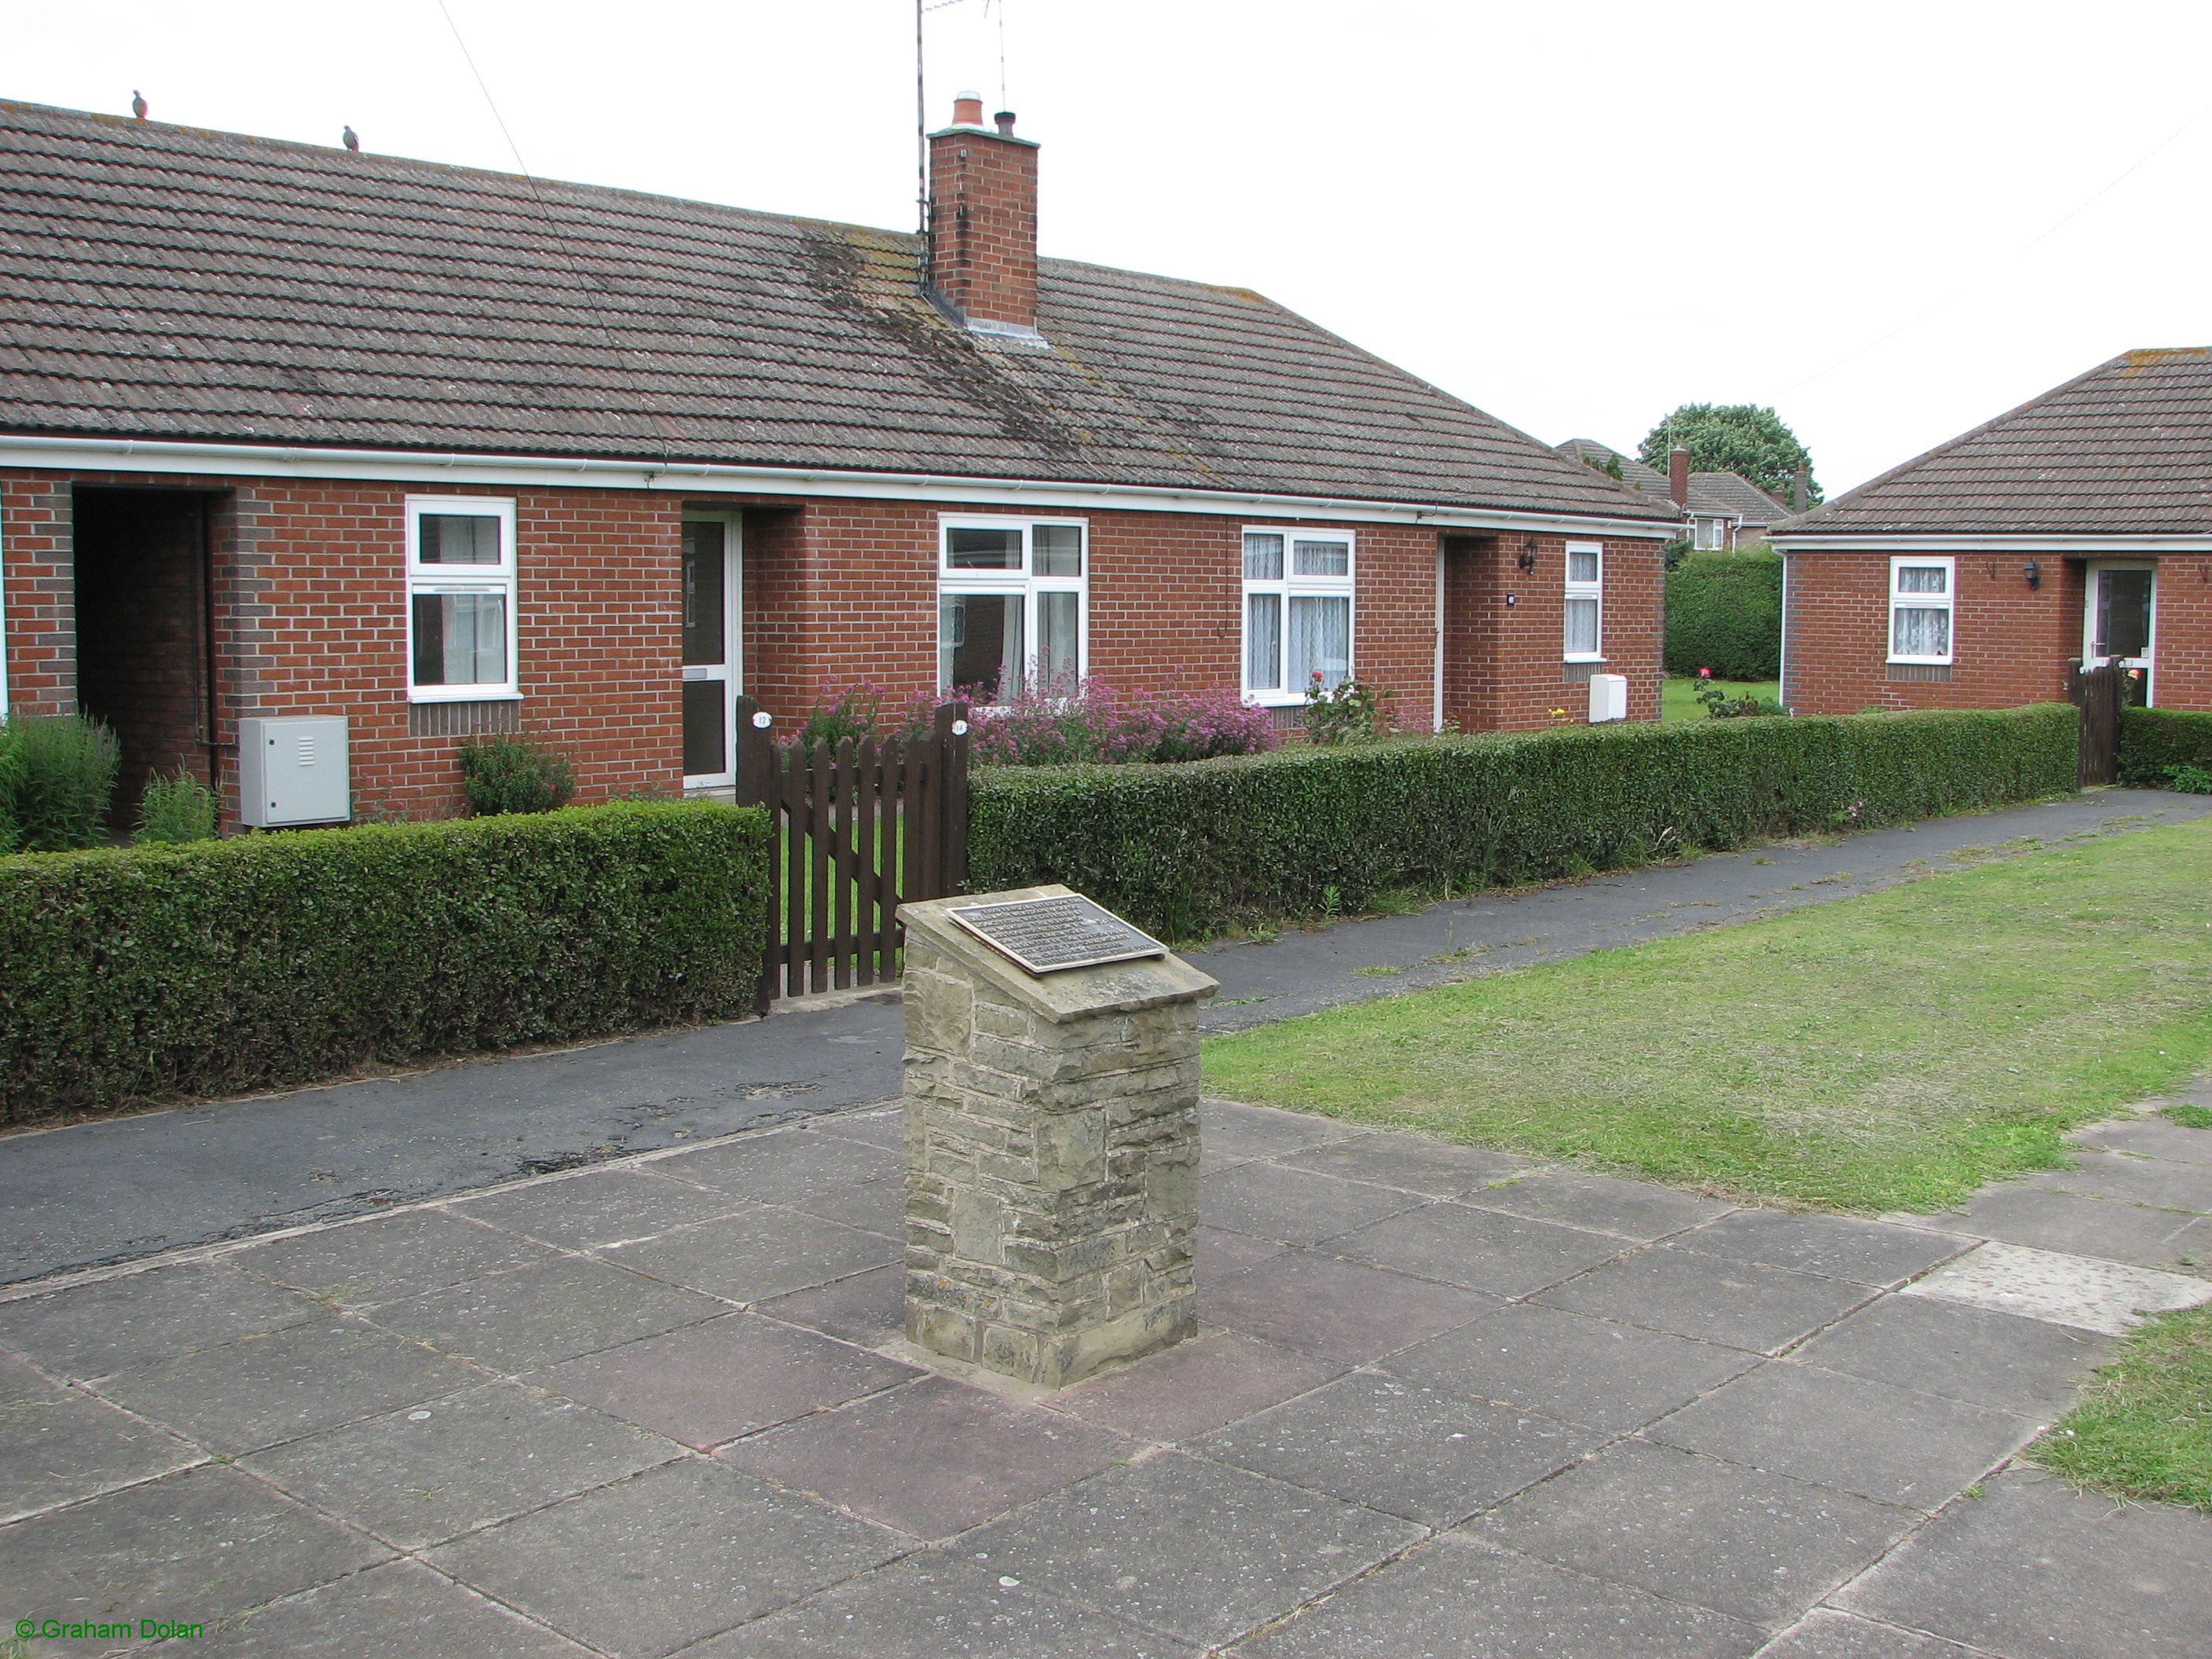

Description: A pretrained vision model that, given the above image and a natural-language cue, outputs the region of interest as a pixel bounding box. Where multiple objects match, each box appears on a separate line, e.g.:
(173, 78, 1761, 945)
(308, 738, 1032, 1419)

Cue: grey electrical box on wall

(237, 717, 351, 827)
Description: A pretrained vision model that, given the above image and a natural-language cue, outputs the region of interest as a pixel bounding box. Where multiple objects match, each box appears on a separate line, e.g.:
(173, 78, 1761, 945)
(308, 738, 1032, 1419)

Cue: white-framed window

(1563, 540, 1603, 661)
(405, 496, 518, 701)
(937, 516, 1086, 701)
(1242, 528, 1353, 704)
(1692, 515, 1729, 551)
(1888, 555, 1954, 665)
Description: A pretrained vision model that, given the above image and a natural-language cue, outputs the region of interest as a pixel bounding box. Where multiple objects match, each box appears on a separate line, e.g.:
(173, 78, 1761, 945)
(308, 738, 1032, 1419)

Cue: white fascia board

(1771, 532, 2212, 553)
(0, 434, 1678, 541)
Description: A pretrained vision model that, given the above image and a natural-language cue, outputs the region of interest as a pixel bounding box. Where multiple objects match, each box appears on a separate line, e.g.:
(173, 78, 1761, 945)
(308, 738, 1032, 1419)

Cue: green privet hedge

(2118, 706, 2212, 789)
(0, 801, 771, 1122)
(969, 705, 2078, 941)
(1664, 551, 1784, 679)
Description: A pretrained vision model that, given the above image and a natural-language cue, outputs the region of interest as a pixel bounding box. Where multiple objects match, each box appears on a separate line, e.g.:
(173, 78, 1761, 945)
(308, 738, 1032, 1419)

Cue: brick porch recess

(1, 1097, 2207, 1657)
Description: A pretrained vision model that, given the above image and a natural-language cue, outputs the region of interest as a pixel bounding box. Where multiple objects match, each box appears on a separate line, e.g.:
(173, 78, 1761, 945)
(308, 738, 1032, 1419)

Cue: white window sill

(1563, 654, 1606, 665)
(408, 689, 524, 705)
(1884, 658, 1954, 668)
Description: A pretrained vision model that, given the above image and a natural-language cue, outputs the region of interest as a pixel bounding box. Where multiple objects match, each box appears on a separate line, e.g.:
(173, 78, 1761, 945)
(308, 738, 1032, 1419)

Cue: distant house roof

(1552, 438, 1789, 525)
(0, 101, 1675, 525)
(1776, 349, 2212, 539)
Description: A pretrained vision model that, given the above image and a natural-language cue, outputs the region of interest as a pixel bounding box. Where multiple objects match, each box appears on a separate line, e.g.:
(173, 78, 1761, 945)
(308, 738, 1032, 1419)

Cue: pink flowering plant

(789, 679, 1276, 767)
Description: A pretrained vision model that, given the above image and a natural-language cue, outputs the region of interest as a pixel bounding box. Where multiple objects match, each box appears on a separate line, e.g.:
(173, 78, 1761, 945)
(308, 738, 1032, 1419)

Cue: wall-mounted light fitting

(2023, 559, 2042, 590)
(1516, 537, 1539, 573)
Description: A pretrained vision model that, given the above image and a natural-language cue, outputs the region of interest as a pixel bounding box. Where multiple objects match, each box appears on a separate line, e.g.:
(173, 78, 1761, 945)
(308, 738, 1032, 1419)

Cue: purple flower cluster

(962, 679, 1277, 767)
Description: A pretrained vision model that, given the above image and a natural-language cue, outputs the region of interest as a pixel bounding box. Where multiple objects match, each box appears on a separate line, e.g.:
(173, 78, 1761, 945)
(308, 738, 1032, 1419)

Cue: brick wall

(1782, 548, 2212, 715)
(1441, 533, 1666, 731)
(928, 121, 1038, 330)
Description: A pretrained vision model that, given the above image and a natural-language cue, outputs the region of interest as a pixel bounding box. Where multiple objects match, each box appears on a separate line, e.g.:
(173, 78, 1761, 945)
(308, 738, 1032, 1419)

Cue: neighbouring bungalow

(0, 95, 1675, 826)
(1555, 438, 1796, 551)
(1770, 349, 2212, 714)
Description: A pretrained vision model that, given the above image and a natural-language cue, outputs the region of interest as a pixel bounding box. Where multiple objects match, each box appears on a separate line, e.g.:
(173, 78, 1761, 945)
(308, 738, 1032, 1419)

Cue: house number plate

(949, 895, 1167, 976)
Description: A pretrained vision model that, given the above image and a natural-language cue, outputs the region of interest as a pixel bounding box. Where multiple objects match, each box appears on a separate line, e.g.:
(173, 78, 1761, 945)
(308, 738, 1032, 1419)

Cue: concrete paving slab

(363, 1255, 727, 1373)
(651, 1128, 903, 1207)
(1902, 1240, 2212, 1335)
(1239, 1533, 1767, 1659)
(1272, 1132, 1542, 1196)
(719, 1374, 1134, 1540)
(1535, 1246, 1872, 1353)
(1196, 1225, 1287, 1279)
(806, 1104, 905, 1152)
(780, 1177, 904, 1238)
(600, 1208, 898, 1304)
(753, 1262, 906, 1349)
(451, 1167, 753, 1251)
(1199, 1250, 1497, 1361)
(239, 1381, 679, 1550)
(2034, 1148, 2212, 1213)
(1198, 1160, 1423, 1246)
(961, 1451, 1424, 1648)
(0, 1463, 390, 1634)
(1672, 1210, 1971, 1289)
(423, 1458, 901, 1659)
(1460, 1169, 1739, 1241)
(1756, 1609, 1985, 1658)
(684, 1553, 1196, 1657)
(1196, 1098, 1363, 1163)
(214, 1559, 595, 1657)
(527, 1311, 919, 1450)
(0, 1375, 202, 1524)
(1479, 1437, 1918, 1628)
(1644, 1361, 2036, 1511)
(229, 1207, 562, 1309)
(1380, 1302, 1759, 1433)
(1331, 1199, 1632, 1297)
(0, 1260, 326, 1381)
(2069, 1116, 2212, 1166)
(93, 1317, 479, 1455)
(1193, 1371, 1603, 1526)
(1791, 1295, 2108, 1419)
(1051, 1330, 1345, 1443)
(1834, 1467, 2212, 1658)
(1949, 1187, 2204, 1273)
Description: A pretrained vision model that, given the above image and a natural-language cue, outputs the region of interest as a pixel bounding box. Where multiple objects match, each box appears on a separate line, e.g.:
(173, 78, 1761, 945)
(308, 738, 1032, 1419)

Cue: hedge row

(1664, 551, 1783, 679)
(0, 802, 771, 1122)
(2118, 706, 2212, 786)
(969, 705, 2078, 940)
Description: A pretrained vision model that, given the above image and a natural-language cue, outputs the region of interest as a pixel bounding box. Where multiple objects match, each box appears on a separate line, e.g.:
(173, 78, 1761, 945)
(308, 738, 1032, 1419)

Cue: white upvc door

(681, 514, 742, 789)
(2083, 560, 2156, 705)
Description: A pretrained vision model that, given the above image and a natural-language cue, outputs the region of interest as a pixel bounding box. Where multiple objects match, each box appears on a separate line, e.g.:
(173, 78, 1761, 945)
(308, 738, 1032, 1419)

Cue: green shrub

(969, 705, 2078, 941)
(0, 801, 771, 1122)
(1303, 676, 1397, 745)
(2, 712, 121, 851)
(458, 734, 577, 815)
(2118, 706, 2212, 788)
(134, 767, 221, 844)
(1665, 551, 1783, 679)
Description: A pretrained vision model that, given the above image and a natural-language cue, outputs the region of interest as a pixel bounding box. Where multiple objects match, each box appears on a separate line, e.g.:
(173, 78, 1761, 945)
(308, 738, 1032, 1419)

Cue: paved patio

(2, 1095, 2209, 1657)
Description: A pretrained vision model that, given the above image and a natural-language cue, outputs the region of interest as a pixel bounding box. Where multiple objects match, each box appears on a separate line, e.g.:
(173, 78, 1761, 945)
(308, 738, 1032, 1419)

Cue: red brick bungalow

(1771, 349, 2212, 714)
(0, 97, 1675, 824)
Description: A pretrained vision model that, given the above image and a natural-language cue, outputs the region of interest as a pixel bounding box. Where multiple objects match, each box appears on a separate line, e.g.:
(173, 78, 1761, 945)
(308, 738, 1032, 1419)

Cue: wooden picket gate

(734, 698, 969, 1006)
(2070, 663, 2122, 788)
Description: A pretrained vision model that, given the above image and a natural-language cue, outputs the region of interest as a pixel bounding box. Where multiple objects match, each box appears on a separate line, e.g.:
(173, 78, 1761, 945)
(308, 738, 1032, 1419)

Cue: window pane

(1287, 594, 1350, 690)
(681, 521, 725, 667)
(683, 679, 727, 776)
(1033, 525, 1083, 577)
(940, 591, 1024, 699)
(1564, 595, 1600, 655)
(1037, 590, 1080, 692)
(1246, 592, 1282, 690)
(1568, 548, 1599, 584)
(1896, 565, 1947, 594)
(947, 527, 1022, 569)
(412, 591, 508, 687)
(1892, 605, 1950, 657)
(1292, 539, 1350, 577)
(2098, 570, 2153, 658)
(1243, 533, 1284, 580)
(418, 513, 502, 565)
(1695, 518, 1723, 551)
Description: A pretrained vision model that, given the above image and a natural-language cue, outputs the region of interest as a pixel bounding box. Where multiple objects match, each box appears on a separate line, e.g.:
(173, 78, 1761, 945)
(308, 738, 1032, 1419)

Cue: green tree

(1639, 405, 1821, 504)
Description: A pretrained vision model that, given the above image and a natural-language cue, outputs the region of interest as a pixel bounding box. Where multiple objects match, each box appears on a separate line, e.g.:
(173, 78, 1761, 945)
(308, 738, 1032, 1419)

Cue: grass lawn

(1202, 819, 2212, 1212)
(1661, 675, 1779, 721)
(2033, 1304, 2212, 1511)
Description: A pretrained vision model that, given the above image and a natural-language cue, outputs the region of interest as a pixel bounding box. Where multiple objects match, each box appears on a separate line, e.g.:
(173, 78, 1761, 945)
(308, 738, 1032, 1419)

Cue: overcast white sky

(13, 1, 2210, 494)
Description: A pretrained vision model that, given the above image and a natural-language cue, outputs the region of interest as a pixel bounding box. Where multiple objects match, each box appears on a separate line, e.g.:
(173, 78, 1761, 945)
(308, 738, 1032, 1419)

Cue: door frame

(2081, 559, 2156, 706)
(681, 511, 743, 790)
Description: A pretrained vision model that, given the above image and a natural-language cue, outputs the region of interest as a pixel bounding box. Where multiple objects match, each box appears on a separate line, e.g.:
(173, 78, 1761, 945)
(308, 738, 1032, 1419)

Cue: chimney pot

(953, 92, 984, 127)
(1668, 446, 1690, 508)
(994, 109, 1016, 136)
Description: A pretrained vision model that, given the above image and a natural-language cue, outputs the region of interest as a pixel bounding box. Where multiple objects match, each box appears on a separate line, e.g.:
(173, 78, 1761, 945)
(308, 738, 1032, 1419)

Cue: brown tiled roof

(0, 101, 1674, 523)
(1777, 349, 2212, 537)
(1552, 438, 1789, 526)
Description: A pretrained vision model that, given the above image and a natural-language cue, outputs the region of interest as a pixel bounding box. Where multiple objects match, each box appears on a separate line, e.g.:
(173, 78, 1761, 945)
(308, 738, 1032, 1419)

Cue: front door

(2084, 562, 2155, 705)
(681, 515, 742, 788)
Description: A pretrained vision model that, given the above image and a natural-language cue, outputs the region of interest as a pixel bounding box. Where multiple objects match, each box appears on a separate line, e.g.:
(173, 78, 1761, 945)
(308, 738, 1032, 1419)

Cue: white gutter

(1771, 532, 2212, 553)
(0, 434, 1679, 540)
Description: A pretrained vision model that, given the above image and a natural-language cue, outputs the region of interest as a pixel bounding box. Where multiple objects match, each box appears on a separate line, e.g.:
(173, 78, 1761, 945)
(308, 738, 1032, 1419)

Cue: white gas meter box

(238, 717, 351, 827)
(1587, 673, 1629, 724)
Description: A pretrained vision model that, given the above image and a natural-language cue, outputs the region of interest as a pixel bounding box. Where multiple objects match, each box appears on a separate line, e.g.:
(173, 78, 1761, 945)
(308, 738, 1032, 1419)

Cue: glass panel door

(2085, 562, 2155, 707)
(682, 518, 739, 785)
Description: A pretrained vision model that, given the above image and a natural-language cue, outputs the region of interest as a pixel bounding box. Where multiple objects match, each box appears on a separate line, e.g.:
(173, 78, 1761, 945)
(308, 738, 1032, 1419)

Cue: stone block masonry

(899, 887, 1218, 1388)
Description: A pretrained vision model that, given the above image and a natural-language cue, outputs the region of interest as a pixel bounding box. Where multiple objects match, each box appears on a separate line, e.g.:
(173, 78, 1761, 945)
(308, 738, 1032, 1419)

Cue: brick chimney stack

(1668, 446, 1690, 507)
(928, 92, 1041, 337)
(1792, 465, 1810, 512)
